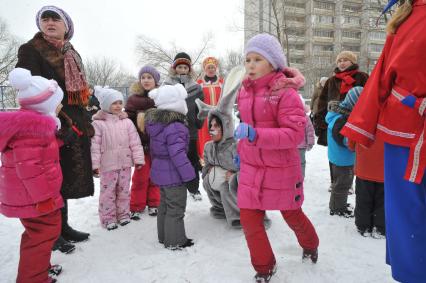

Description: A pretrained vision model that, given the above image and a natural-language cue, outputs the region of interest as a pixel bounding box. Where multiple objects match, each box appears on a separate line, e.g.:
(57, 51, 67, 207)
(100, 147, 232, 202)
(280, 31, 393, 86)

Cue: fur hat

(203, 57, 219, 70)
(244, 33, 287, 70)
(36, 5, 74, 40)
(9, 67, 64, 127)
(336, 51, 357, 64)
(94, 86, 124, 112)
(172, 52, 192, 70)
(340, 86, 363, 110)
(138, 65, 160, 86)
(148, 84, 188, 115)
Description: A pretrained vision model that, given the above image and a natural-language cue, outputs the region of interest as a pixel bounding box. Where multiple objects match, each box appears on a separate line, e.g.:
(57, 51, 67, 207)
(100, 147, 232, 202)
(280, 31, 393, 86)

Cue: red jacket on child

(0, 110, 64, 218)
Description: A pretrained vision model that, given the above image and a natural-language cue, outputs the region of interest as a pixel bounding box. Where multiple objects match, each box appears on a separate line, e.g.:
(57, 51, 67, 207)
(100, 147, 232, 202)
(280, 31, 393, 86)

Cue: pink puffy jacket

(91, 111, 145, 173)
(0, 110, 64, 218)
(237, 69, 307, 211)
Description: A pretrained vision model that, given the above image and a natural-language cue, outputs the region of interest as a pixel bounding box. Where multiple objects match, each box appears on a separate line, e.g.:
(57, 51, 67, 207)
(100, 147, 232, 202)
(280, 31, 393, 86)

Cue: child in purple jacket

(145, 84, 198, 250)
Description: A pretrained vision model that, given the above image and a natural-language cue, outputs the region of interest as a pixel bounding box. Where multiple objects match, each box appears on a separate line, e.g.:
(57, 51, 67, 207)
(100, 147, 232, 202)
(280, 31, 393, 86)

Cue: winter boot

(148, 207, 158, 216)
(190, 191, 202, 201)
(371, 227, 386, 239)
(130, 211, 142, 220)
(302, 249, 318, 263)
(52, 236, 75, 254)
(119, 218, 131, 226)
(166, 238, 194, 251)
(48, 264, 62, 280)
(61, 200, 90, 242)
(254, 264, 277, 283)
(106, 223, 118, 231)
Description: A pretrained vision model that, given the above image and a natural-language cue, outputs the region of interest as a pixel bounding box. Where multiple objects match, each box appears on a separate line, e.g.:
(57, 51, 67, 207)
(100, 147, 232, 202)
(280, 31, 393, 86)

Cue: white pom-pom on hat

(8, 68, 32, 90)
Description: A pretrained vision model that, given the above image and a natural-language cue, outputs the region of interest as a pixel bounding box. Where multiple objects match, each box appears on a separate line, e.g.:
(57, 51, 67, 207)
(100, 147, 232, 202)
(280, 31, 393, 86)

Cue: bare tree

(219, 50, 245, 76)
(0, 18, 20, 85)
(84, 56, 136, 87)
(134, 32, 214, 77)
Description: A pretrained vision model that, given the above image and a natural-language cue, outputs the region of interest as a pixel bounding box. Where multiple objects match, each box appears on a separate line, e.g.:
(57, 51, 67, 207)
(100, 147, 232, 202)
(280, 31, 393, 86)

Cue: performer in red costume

(197, 57, 224, 159)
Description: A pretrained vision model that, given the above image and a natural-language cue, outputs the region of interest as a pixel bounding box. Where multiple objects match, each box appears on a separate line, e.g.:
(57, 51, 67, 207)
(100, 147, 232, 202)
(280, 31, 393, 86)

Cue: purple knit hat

(36, 6, 74, 40)
(138, 65, 161, 86)
(244, 33, 287, 70)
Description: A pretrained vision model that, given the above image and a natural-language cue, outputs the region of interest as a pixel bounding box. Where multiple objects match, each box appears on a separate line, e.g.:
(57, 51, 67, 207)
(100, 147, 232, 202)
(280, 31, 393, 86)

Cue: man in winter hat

(138, 65, 161, 86)
(94, 86, 124, 113)
(9, 67, 64, 128)
(244, 33, 287, 70)
(172, 52, 192, 70)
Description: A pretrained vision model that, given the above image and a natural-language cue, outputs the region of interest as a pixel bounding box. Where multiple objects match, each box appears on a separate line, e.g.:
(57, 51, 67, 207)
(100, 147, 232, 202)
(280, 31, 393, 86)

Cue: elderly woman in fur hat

(16, 5, 94, 254)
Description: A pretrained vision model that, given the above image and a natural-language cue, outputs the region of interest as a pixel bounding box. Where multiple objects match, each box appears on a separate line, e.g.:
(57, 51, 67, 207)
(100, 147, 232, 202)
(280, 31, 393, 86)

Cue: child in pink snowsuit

(234, 34, 319, 282)
(91, 86, 145, 230)
(0, 68, 64, 283)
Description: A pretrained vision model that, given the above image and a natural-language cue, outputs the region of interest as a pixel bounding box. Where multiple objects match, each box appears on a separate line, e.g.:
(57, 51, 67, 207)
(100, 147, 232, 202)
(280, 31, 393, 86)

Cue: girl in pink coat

(91, 87, 145, 230)
(0, 68, 64, 283)
(234, 34, 319, 283)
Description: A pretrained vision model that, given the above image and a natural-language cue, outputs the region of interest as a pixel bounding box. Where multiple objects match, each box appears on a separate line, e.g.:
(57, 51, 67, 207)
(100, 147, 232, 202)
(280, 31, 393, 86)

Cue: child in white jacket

(91, 86, 145, 230)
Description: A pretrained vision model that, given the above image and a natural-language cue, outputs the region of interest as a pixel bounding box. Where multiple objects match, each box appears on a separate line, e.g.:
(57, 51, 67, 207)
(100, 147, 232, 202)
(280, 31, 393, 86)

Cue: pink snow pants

(99, 167, 131, 227)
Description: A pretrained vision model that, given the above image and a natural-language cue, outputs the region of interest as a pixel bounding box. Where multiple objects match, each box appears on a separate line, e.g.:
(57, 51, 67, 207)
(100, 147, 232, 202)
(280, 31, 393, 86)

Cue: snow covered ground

(0, 145, 394, 283)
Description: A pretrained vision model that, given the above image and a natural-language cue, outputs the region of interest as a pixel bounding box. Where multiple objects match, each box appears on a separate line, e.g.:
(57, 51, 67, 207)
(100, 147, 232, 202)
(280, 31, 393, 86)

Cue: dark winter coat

(145, 108, 196, 187)
(163, 75, 204, 140)
(313, 65, 368, 146)
(16, 32, 94, 199)
(124, 81, 156, 151)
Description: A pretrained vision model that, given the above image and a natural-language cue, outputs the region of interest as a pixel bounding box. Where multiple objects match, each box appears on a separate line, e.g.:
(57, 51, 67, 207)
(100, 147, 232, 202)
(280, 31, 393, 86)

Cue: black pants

(187, 139, 201, 194)
(329, 164, 354, 212)
(355, 177, 385, 233)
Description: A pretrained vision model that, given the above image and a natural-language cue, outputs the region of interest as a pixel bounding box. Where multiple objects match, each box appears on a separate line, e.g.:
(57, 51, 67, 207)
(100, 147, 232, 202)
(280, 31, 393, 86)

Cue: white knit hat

(148, 84, 188, 115)
(8, 67, 64, 128)
(94, 86, 124, 112)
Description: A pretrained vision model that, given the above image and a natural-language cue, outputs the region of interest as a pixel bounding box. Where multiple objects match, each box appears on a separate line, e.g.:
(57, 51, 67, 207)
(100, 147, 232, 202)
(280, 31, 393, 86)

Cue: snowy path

(0, 145, 393, 283)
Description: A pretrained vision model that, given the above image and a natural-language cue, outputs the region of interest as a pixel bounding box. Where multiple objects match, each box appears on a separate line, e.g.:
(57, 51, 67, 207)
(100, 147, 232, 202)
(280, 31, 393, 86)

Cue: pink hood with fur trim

(0, 110, 63, 218)
(236, 68, 307, 210)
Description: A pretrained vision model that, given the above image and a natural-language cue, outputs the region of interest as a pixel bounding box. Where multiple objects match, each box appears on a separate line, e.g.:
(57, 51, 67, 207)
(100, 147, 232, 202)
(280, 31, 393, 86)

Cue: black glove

(57, 127, 78, 145)
(332, 116, 348, 147)
(184, 178, 199, 192)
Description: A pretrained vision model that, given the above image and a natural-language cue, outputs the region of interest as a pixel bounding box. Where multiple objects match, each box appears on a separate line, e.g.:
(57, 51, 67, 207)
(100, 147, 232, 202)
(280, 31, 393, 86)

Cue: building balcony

(284, 6, 306, 15)
(341, 37, 361, 44)
(312, 36, 334, 44)
(286, 20, 306, 29)
(288, 49, 305, 56)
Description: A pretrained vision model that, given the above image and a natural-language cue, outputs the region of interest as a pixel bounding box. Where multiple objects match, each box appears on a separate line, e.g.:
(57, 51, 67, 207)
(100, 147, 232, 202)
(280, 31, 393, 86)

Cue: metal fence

(0, 85, 130, 111)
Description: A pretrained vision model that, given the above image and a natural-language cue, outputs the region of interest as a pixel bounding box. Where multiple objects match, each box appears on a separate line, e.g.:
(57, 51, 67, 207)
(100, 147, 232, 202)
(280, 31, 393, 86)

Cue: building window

(287, 28, 305, 37)
(286, 15, 305, 23)
(369, 31, 386, 40)
(315, 15, 335, 24)
(342, 45, 360, 52)
(314, 1, 335, 10)
(313, 44, 334, 52)
(291, 58, 304, 64)
(342, 31, 361, 39)
(313, 56, 333, 65)
(369, 44, 383, 53)
(314, 30, 334, 38)
(289, 44, 305, 50)
(342, 3, 361, 13)
(343, 16, 360, 25)
(287, 2, 306, 9)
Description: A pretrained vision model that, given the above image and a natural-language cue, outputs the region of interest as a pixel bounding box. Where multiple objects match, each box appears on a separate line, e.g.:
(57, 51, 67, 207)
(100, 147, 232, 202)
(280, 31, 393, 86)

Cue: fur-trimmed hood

(129, 81, 148, 96)
(92, 110, 128, 121)
(242, 67, 305, 92)
(0, 110, 57, 152)
(145, 108, 187, 126)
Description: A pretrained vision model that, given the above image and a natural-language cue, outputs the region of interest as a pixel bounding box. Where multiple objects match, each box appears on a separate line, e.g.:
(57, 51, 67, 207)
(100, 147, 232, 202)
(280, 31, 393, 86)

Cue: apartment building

(244, 0, 387, 97)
